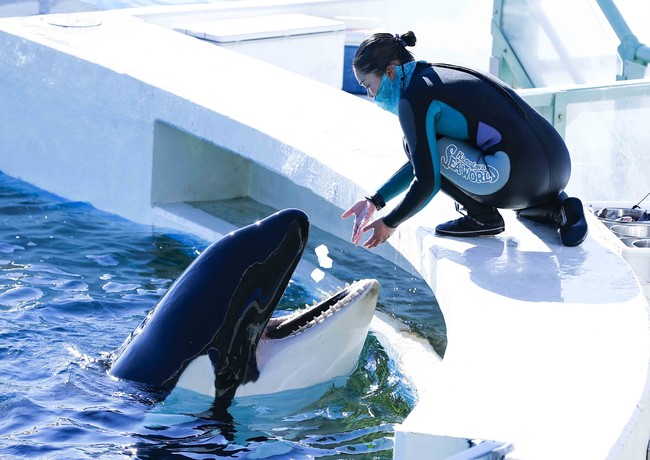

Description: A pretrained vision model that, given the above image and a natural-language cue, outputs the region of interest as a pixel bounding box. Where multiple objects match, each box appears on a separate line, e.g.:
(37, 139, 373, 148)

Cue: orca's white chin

(235, 278, 380, 398)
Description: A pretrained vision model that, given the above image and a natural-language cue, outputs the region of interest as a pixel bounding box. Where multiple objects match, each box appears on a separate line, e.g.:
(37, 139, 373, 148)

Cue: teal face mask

(374, 61, 417, 115)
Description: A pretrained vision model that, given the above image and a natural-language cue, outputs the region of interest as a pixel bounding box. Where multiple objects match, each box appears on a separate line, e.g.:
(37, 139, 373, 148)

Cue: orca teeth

(267, 280, 373, 339)
(287, 294, 349, 337)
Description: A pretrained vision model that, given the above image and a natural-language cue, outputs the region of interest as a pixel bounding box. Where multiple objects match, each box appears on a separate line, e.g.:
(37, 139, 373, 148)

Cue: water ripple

(50, 293, 94, 305)
(25, 264, 79, 277)
(102, 282, 140, 293)
(0, 243, 24, 254)
(0, 286, 44, 307)
(51, 280, 89, 292)
(86, 254, 120, 267)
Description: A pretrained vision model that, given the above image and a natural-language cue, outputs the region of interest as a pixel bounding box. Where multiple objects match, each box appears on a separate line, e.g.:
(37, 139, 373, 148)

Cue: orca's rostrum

(109, 209, 379, 405)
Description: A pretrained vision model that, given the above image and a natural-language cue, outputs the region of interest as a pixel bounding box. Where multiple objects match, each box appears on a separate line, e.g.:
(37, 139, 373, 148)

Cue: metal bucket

(620, 237, 640, 247)
(610, 224, 650, 239)
(632, 239, 650, 249)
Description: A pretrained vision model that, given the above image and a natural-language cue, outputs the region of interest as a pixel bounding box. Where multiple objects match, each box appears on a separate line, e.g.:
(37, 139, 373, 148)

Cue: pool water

(0, 172, 444, 459)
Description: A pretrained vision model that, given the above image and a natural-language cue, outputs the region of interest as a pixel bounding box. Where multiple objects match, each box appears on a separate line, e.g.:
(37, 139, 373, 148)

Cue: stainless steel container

(610, 224, 650, 239)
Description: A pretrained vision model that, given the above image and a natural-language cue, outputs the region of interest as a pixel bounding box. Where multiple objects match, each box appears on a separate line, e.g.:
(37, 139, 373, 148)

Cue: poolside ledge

(0, 6, 649, 459)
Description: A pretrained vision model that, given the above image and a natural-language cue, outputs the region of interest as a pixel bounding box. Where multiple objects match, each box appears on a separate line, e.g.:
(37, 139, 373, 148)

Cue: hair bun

(400, 31, 417, 47)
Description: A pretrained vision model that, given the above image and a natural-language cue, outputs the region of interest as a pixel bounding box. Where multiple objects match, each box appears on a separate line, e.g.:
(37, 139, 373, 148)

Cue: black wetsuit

(373, 62, 572, 228)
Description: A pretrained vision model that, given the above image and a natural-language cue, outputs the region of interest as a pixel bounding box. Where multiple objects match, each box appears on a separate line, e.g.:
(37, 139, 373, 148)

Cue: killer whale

(109, 208, 379, 406)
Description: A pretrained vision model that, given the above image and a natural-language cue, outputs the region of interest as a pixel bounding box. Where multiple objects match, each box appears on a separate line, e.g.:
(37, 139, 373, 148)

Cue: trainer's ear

(385, 64, 396, 81)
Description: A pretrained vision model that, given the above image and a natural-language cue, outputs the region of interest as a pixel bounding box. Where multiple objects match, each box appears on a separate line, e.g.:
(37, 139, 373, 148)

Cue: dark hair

(353, 31, 417, 75)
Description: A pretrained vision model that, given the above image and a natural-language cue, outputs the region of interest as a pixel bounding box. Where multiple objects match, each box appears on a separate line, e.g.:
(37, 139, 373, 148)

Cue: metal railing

(491, 0, 650, 87)
(517, 77, 650, 202)
(519, 78, 650, 138)
(595, 0, 650, 80)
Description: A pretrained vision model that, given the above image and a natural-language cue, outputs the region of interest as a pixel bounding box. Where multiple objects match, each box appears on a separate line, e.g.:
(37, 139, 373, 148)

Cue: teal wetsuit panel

(430, 101, 469, 140)
(376, 162, 414, 204)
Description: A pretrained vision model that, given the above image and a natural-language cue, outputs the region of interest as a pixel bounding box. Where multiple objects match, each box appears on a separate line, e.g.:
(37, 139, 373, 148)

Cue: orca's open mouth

(264, 281, 371, 340)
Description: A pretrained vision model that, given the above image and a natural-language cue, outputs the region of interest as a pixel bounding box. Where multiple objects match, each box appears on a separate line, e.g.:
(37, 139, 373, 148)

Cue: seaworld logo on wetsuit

(440, 143, 500, 184)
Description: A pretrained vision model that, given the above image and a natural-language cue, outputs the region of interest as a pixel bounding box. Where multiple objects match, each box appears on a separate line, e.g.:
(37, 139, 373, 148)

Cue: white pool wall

(0, 4, 649, 459)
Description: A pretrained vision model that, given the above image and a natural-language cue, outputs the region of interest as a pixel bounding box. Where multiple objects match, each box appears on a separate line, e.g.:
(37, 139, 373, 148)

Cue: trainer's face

(354, 65, 396, 99)
(354, 68, 382, 99)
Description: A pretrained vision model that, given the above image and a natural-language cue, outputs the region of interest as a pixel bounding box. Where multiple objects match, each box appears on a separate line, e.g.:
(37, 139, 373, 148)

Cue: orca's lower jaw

(262, 279, 379, 340)
(234, 278, 380, 398)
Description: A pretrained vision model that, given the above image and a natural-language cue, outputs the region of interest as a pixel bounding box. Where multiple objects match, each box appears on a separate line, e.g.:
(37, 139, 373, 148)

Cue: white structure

(174, 13, 345, 88)
(0, 2, 649, 458)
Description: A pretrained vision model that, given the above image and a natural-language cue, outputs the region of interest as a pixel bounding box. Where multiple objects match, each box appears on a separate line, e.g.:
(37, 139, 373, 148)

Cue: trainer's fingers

(351, 222, 361, 245)
(362, 219, 389, 249)
(362, 234, 379, 249)
(341, 207, 355, 219)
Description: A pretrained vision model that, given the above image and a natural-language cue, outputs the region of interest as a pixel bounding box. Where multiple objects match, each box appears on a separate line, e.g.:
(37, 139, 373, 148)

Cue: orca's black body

(109, 209, 310, 403)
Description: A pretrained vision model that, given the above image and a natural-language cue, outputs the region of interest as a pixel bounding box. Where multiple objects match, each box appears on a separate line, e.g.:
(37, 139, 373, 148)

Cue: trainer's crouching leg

(558, 197, 588, 246)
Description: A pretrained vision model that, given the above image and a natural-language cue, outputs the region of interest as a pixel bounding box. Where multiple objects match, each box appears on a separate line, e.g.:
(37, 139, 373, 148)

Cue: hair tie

(394, 33, 407, 47)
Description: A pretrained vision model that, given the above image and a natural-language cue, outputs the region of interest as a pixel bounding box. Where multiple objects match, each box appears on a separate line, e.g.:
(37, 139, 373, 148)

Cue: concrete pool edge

(0, 6, 649, 459)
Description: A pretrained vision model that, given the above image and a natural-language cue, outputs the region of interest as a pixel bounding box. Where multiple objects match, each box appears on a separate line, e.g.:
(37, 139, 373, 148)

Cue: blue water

(0, 172, 444, 459)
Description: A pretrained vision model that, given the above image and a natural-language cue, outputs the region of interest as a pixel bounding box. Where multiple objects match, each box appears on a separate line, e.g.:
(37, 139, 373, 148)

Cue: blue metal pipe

(637, 45, 650, 63)
(596, 0, 633, 41)
(595, 0, 650, 64)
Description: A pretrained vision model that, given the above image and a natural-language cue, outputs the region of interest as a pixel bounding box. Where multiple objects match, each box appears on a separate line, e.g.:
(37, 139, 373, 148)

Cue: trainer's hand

(361, 219, 396, 249)
(341, 199, 376, 246)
